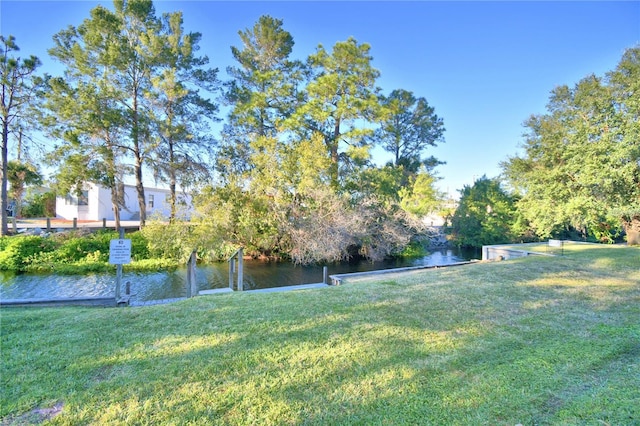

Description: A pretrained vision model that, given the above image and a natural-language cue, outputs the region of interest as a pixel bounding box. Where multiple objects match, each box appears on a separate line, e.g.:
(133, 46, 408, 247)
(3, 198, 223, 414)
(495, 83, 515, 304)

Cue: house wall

(55, 186, 90, 220)
(55, 197, 79, 220)
(96, 186, 114, 220)
(56, 183, 192, 221)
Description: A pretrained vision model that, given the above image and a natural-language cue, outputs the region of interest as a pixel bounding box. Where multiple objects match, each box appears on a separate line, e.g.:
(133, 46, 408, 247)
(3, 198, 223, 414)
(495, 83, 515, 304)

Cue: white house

(56, 183, 192, 221)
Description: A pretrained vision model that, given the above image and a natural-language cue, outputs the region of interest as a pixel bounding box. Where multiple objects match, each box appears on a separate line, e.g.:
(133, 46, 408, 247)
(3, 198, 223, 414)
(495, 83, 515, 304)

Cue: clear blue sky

(2, 1, 639, 198)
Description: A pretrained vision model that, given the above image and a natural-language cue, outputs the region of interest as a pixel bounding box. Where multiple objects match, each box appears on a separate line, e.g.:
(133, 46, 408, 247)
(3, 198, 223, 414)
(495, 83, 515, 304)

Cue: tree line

(450, 46, 640, 247)
(1, 0, 638, 263)
(1, 1, 445, 263)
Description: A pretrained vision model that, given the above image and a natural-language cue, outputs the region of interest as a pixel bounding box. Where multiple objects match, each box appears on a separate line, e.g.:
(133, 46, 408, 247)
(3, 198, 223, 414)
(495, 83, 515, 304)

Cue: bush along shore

(0, 225, 447, 275)
(0, 230, 177, 274)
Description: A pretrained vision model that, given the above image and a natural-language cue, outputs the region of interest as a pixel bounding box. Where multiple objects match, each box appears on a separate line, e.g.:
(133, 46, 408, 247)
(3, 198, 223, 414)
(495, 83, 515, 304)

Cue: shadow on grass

(1, 245, 638, 424)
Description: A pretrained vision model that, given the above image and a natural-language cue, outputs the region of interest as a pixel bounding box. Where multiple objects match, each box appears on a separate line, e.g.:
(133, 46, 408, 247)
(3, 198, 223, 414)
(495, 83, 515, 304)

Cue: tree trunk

(328, 118, 341, 189)
(623, 215, 640, 246)
(109, 183, 121, 232)
(131, 87, 146, 229)
(134, 153, 145, 229)
(169, 138, 176, 223)
(1, 117, 9, 236)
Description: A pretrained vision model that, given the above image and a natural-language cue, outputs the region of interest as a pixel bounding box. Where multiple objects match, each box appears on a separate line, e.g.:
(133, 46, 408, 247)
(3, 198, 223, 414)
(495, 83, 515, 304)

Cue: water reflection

(0, 248, 478, 303)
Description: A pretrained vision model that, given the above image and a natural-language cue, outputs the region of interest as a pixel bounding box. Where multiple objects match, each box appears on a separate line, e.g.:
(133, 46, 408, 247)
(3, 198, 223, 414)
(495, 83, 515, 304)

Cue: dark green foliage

(55, 233, 110, 262)
(0, 231, 153, 273)
(21, 192, 56, 218)
(374, 88, 445, 174)
(449, 176, 519, 248)
(128, 231, 150, 260)
(0, 235, 57, 271)
(502, 45, 640, 243)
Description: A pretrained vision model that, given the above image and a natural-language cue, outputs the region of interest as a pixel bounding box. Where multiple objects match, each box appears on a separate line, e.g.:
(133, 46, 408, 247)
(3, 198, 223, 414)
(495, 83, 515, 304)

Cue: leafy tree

(6, 160, 42, 218)
(48, 0, 218, 227)
(108, 0, 162, 227)
(450, 176, 518, 248)
(218, 15, 303, 192)
(399, 169, 442, 217)
(502, 46, 640, 244)
(48, 0, 167, 228)
(42, 73, 129, 229)
(289, 37, 381, 188)
(0, 35, 41, 235)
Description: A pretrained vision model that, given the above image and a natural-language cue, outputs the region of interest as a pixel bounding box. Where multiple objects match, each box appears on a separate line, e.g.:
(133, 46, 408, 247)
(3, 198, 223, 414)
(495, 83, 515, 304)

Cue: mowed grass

(1, 244, 638, 425)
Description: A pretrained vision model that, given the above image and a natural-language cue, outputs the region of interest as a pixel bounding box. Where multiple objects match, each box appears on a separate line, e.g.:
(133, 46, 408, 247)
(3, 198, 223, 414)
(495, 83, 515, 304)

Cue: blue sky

(2, 1, 639, 197)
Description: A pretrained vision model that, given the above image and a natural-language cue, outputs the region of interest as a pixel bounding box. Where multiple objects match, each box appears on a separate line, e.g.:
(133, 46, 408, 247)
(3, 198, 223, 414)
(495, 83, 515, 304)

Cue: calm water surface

(0, 248, 478, 303)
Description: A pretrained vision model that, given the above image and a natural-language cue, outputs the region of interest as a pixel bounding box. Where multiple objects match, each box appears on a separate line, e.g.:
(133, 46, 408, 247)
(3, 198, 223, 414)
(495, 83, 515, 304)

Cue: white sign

(109, 239, 132, 264)
(549, 239, 563, 248)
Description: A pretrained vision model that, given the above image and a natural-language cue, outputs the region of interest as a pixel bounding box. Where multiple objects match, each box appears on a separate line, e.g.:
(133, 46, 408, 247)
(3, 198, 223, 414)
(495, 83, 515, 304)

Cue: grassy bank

(1, 244, 638, 424)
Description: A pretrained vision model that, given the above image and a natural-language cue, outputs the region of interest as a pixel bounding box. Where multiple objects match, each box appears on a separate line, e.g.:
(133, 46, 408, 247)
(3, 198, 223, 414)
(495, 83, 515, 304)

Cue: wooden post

(237, 248, 244, 291)
(186, 250, 197, 298)
(115, 263, 122, 301)
(73, 218, 77, 229)
(46, 217, 51, 232)
(229, 258, 235, 290)
(323, 266, 328, 285)
(103, 218, 107, 229)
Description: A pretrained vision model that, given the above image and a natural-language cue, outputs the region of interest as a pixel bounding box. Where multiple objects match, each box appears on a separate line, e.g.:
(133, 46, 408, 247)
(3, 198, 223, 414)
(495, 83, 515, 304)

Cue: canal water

(0, 248, 478, 303)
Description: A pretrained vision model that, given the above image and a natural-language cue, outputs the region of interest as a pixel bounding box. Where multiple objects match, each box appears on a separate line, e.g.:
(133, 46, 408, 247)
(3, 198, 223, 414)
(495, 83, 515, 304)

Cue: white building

(56, 183, 192, 221)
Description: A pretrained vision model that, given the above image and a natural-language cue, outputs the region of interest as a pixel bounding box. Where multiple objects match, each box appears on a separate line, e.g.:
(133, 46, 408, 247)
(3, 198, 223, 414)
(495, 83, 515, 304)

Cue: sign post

(548, 239, 564, 256)
(110, 230, 131, 304)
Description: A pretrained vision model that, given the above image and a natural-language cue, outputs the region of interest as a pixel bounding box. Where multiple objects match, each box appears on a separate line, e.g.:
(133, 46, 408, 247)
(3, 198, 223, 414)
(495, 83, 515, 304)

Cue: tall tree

(375, 89, 445, 174)
(48, 0, 177, 228)
(219, 15, 303, 187)
(149, 11, 218, 221)
(503, 46, 640, 243)
(226, 15, 301, 139)
(289, 37, 381, 188)
(209, 15, 308, 253)
(47, 8, 134, 230)
(109, 0, 161, 228)
(0, 35, 40, 235)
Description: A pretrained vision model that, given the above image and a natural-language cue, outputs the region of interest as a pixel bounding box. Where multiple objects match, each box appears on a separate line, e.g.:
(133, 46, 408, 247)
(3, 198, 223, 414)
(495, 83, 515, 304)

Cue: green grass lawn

(1, 244, 639, 425)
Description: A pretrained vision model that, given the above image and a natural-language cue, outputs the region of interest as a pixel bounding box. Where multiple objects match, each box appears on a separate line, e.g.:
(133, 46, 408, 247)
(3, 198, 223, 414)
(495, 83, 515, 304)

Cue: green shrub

(141, 221, 194, 261)
(0, 236, 11, 251)
(128, 231, 150, 260)
(399, 241, 428, 257)
(0, 236, 58, 271)
(127, 258, 180, 272)
(56, 235, 111, 262)
(22, 192, 56, 218)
